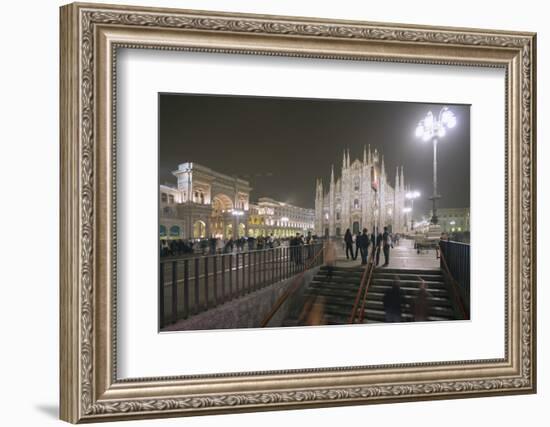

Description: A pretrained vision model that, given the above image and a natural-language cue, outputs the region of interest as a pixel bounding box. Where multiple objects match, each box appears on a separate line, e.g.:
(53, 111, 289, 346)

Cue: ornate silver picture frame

(60, 2, 536, 423)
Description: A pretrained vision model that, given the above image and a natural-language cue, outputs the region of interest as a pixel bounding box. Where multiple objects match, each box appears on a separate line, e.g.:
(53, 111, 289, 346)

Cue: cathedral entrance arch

(352, 221, 360, 235)
(212, 193, 233, 211)
(211, 194, 233, 238)
(193, 220, 206, 239)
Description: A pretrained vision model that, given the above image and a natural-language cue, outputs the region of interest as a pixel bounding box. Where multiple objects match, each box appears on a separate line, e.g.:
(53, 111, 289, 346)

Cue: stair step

(371, 278, 446, 288)
(310, 281, 361, 290)
(366, 291, 452, 306)
(361, 308, 454, 322)
(373, 268, 442, 275)
(308, 282, 450, 298)
(308, 296, 455, 317)
(369, 285, 449, 296)
(373, 272, 443, 281)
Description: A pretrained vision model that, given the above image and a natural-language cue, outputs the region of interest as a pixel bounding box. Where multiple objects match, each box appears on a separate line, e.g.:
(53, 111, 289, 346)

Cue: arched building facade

(160, 162, 252, 240)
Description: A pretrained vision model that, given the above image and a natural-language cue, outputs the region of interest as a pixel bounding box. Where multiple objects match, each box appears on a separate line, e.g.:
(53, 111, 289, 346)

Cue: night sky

(159, 93, 470, 218)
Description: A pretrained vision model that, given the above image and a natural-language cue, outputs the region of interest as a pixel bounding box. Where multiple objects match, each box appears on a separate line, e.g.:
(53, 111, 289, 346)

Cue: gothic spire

(330, 164, 335, 185)
(363, 145, 367, 164)
(342, 150, 346, 169)
(395, 166, 400, 189)
(368, 144, 372, 164)
(400, 166, 405, 190)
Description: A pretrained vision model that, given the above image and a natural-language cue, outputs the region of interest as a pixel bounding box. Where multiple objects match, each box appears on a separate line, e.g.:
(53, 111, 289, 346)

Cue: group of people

(383, 276, 432, 322)
(289, 231, 319, 265)
(160, 232, 320, 258)
(159, 239, 195, 257)
(343, 227, 399, 267)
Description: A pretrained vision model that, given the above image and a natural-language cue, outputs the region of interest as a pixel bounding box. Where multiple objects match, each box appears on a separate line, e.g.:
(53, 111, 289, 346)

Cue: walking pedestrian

(413, 280, 432, 321)
(353, 232, 361, 260)
(358, 228, 370, 265)
(383, 276, 404, 322)
(344, 228, 354, 260)
(382, 226, 392, 267)
(373, 228, 383, 266)
(324, 239, 336, 281)
(295, 233, 304, 265)
(216, 237, 224, 254)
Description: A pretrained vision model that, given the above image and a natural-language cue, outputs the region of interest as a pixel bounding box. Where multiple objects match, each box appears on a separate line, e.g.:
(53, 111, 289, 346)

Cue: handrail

(259, 245, 324, 327)
(438, 242, 468, 320)
(357, 255, 377, 323)
(348, 246, 377, 324)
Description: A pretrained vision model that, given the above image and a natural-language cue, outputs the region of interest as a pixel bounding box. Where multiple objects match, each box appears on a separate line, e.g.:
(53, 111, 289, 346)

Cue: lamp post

(415, 107, 456, 225)
(403, 207, 412, 232)
(405, 190, 420, 230)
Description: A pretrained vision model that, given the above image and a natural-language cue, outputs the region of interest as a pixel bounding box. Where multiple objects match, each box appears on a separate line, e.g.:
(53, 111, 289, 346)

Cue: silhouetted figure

(413, 280, 433, 321)
(209, 236, 217, 255)
(353, 233, 361, 260)
(324, 240, 336, 281)
(382, 226, 392, 267)
(295, 233, 304, 265)
(358, 228, 370, 265)
(372, 229, 383, 266)
(383, 276, 404, 322)
(344, 229, 354, 260)
(224, 238, 234, 253)
(247, 236, 255, 251)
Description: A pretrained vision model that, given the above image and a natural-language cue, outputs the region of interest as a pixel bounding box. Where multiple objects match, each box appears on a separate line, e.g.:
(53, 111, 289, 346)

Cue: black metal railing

(159, 243, 324, 329)
(439, 240, 470, 316)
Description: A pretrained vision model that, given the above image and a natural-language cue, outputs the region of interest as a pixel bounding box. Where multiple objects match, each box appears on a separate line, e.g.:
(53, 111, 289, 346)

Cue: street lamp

(405, 190, 421, 230)
(415, 107, 456, 225)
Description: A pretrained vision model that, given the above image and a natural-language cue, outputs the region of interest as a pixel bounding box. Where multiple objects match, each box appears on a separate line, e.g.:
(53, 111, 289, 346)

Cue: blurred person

(382, 226, 392, 267)
(344, 228, 354, 260)
(383, 276, 404, 322)
(324, 239, 337, 281)
(413, 280, 432, 322)
(358, 228, 370, 265)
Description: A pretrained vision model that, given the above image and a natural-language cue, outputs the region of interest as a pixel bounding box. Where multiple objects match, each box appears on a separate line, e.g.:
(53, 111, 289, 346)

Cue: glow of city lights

(450, 220, 456, 225)
(403, 207, 412, 213)
(415, 107, 457, 142)
(231, 209, 244, 216)
(406, 190, 421, 199)
(281, 216, 289, 222)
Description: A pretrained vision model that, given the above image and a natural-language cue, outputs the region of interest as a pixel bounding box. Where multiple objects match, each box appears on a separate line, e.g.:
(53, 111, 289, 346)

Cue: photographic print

(158, 94, 471, 331)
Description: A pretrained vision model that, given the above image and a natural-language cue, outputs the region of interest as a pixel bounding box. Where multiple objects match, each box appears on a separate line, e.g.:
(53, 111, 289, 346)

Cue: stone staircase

(284, 265, 459, 325)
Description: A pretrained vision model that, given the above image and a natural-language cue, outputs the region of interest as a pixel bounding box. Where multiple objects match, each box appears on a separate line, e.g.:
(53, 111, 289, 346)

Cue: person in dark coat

(413, 281, 433, 321)
(295, 233, 304, 265)
(372, 228, 383, 266)
(383, 276, 404, 322)
(382, 226, 392, 267)
(344, 228, 354, 260)
(353, 233, 361, 260)
(358, 228, 370, 265)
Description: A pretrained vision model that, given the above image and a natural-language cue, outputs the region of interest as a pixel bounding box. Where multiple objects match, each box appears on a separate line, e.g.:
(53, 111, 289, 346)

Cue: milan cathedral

(314, 146, 410, 237)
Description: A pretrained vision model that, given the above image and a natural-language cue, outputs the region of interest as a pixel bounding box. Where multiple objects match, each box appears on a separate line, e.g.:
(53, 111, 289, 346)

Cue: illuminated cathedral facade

(314, 146, 410, 237)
